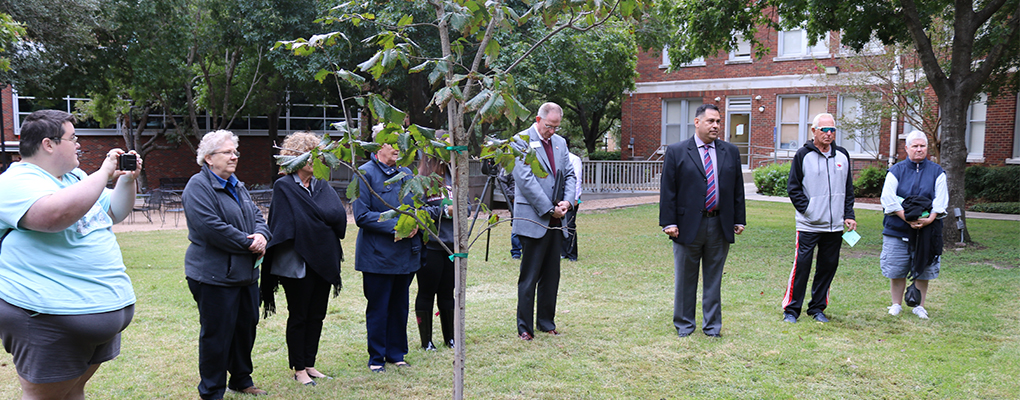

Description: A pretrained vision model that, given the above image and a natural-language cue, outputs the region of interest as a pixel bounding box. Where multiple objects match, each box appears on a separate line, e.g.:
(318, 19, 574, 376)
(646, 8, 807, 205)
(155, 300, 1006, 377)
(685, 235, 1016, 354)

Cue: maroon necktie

(541, 138, 556, 177)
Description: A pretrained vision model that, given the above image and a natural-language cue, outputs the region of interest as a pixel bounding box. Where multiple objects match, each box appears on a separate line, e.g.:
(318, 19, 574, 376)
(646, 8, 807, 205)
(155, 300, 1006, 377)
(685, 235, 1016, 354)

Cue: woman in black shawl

(261, 131, 346, 386)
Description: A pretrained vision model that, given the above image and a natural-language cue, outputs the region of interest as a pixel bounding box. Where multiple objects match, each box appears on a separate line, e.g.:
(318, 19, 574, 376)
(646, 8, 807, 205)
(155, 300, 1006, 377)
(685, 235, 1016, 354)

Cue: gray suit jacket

(510, 125, 576, 239)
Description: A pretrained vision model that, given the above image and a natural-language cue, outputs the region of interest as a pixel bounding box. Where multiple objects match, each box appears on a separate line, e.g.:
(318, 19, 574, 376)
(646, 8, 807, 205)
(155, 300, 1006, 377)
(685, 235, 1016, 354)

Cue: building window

(837, 96, 880, 156)
(1012, 92, 1020, 161)
(663, 99, 702, 145)
(661, 47, 705, 68)
(966, 93, 987, 161)
(728, 34, 752, 63)
(778, 28, 829, 58)
(777, 95, 827, 150)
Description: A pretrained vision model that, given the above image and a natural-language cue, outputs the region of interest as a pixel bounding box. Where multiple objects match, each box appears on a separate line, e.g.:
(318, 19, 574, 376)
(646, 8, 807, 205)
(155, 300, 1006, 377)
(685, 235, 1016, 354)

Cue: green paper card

(843, 230, 861, 247)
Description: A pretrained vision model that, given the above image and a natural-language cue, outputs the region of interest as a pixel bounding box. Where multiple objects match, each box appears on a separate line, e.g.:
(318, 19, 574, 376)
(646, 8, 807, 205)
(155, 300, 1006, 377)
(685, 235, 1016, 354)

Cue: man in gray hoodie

(782, 113, 856, 323)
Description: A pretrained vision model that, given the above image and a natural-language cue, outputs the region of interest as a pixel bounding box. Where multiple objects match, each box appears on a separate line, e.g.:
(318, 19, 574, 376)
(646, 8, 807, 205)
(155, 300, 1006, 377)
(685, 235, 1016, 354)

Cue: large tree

(647, 0, 1020, 246)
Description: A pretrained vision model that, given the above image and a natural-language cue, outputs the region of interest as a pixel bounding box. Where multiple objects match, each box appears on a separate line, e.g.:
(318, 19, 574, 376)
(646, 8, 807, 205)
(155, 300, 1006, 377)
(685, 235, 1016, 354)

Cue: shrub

(964, 165, 990, 199)
(854, 165, 887, 198)
(753, 162, 791, 197)
(588, 150, 621, 160)
(969, 202, 1020, 215)
(965, 165, 1020, 202)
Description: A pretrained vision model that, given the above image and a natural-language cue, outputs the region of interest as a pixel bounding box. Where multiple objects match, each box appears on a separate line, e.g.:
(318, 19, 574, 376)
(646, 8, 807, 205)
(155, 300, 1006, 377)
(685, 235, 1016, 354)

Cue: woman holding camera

(0, 110, 138, 399)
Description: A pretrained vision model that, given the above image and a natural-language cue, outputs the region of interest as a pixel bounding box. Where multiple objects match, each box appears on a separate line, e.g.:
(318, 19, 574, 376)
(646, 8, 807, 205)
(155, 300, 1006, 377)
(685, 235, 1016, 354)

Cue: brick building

(620, 29, 1020, 172)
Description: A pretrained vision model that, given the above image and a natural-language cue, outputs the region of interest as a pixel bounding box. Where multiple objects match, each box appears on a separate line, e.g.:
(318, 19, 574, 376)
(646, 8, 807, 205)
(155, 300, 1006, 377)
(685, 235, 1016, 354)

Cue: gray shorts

(0, 298, 134, 384)
(880, 235, 940, 280)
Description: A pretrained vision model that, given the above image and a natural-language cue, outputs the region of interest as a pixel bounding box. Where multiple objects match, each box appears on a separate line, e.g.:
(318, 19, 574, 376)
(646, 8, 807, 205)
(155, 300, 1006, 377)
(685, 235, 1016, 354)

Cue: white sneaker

(888, 304, 902, 316)
(912, 306, 929, 319)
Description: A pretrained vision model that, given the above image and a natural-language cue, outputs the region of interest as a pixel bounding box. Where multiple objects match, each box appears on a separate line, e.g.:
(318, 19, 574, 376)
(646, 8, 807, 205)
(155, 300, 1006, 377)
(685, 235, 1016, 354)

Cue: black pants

(280, 269, 331, 371)
(362, 272, 412, 366)
(417, 248, 455, 312)
(560, 208, 578, 260)
(782, 231, 843, 317)
(187, 279, 259, 400)
(517, 231, 562, 335)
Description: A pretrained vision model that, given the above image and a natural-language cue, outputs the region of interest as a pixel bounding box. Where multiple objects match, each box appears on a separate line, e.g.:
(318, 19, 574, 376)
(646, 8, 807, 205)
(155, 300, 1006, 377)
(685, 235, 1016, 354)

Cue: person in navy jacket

(353, 125, 421, 372)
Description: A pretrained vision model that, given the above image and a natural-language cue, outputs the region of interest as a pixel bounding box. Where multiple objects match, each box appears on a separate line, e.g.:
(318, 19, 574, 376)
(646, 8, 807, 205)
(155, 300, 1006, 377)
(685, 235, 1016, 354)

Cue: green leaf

(276, 152, 311, 174)
(484, 39, 501, 62)
(314, 69, 332, 83)
(384, 171, 408, 186)
(312, 156, 331, 180)
(379, 209, 399, 222)
(336, 69, 366, 86)
(346, 177, 360, 199)
(394, 212, 418, 240)
(397, 14, 413, 27)
(410, 60, 431, 73)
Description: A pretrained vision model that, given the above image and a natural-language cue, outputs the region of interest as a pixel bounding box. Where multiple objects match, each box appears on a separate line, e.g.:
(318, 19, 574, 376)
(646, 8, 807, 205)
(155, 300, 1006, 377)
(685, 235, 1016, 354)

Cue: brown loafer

(228, 386, 268, 396)
(519, 332, 533, 341)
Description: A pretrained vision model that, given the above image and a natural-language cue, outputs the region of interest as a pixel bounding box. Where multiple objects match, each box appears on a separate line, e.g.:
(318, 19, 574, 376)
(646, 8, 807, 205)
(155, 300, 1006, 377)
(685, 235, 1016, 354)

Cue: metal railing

(581, 160, 664, 192)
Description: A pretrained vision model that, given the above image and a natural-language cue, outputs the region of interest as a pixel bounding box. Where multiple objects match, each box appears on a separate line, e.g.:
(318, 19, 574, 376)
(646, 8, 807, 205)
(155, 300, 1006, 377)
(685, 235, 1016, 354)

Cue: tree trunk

(937, 94, 972, 246)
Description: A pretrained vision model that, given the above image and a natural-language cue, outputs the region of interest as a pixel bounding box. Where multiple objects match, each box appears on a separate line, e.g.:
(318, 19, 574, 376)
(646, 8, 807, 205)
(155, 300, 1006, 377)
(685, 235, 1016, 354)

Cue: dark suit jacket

(659, 136, 746, 244)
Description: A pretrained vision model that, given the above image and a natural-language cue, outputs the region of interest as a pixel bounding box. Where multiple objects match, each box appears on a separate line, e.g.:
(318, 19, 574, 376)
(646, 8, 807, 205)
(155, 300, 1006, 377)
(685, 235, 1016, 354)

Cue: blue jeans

(511, 233, 522, 258)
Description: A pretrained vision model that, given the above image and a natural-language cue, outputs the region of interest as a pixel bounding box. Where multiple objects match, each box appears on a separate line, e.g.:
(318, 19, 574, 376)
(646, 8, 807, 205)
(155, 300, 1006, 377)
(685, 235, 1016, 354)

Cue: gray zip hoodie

(787, 140, 856, 232)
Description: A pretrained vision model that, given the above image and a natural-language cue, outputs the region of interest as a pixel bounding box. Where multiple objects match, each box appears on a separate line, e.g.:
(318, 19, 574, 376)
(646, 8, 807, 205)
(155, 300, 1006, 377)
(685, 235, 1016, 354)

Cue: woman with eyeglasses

(182, 130, 272, 400)
(0, 110, 139, 399)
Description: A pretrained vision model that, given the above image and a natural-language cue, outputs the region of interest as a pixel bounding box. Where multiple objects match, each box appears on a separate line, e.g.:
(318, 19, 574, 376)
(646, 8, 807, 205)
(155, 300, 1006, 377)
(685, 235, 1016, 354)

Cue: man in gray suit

(659, 103, 746, 338)
(511, 102, 576, 341)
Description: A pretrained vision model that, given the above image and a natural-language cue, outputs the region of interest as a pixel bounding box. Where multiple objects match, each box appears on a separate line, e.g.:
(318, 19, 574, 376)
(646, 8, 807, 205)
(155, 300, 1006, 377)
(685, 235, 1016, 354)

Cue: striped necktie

(704, 145, 717, 212)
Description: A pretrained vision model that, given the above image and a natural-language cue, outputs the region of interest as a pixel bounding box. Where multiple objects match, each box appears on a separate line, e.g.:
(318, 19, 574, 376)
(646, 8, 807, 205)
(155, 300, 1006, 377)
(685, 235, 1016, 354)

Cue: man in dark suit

(511, 102, 576, 341)
(659, 103, 746, 338)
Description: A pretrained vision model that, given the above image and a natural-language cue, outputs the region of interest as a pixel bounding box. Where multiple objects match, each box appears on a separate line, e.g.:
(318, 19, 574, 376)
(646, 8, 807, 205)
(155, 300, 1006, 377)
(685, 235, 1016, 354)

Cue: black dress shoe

(783, 313, 798, 323)
(812, 312, 829, 323)
(677, 331, 692, 338)
(704, 332, 721, 337)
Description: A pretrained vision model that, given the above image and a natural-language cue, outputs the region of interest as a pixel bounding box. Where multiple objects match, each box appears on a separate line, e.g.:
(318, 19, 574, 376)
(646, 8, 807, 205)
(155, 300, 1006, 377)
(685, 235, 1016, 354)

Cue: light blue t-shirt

(0, 162, 135, 315)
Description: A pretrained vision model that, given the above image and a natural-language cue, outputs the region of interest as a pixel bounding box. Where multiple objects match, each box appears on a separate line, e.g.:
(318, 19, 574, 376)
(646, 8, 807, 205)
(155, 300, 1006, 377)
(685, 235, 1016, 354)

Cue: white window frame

(1008, 92, 1020, 164)
(662, 99, 702, 146)
(777, 28, 829, 60)
(837, 95, 881, 158)
(776, 95, 827, 153)
(661, 46, 705, 68)
(726, 34, 752, 64)
(965, 93, 987, 163)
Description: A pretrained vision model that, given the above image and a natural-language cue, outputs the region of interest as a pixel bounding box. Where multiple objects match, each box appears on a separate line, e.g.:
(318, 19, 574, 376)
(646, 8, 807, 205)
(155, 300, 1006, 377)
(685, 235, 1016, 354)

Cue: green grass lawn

(0, 201, 1017, 399)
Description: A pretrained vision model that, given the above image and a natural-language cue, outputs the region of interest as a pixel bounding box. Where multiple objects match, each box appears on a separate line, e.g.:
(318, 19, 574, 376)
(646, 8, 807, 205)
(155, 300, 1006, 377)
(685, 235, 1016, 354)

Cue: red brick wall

(75, 135, 280, 189)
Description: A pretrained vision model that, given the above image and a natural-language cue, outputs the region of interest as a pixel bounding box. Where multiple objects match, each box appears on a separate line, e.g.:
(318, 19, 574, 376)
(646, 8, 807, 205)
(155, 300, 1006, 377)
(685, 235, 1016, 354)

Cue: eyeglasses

(543, 123, 561, 132)
(51, 134, 78, 144)
(212, 150, 241, 157)
(819, 127, 836, 134)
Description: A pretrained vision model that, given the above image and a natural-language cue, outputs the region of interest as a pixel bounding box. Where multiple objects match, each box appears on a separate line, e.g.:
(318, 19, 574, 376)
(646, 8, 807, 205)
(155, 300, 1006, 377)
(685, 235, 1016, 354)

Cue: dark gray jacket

(182, 166, 271, 286)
